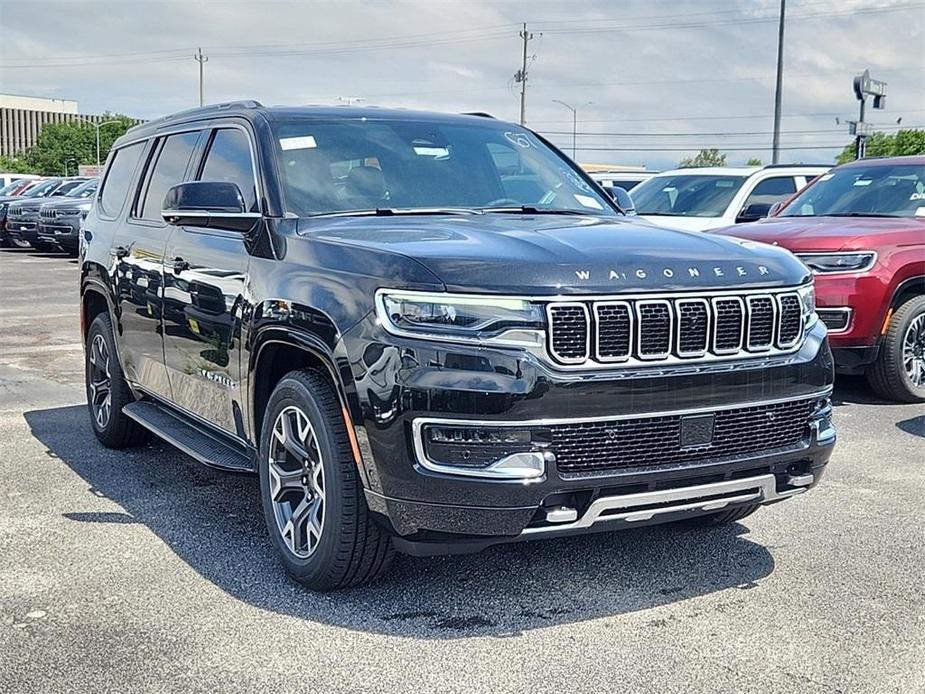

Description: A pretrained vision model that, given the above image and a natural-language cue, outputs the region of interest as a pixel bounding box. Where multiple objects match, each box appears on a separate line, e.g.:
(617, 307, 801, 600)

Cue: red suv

(714, 156, 925, 402)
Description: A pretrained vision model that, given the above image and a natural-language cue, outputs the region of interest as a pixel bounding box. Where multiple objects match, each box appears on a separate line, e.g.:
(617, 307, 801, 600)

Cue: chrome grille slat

(546, 288, 808, 367)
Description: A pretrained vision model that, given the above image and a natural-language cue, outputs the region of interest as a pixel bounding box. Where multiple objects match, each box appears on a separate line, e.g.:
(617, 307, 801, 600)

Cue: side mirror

(162, 181, 258, 232)
(768, 200, 786, 217)
(736, 202, 772, 223)
(606, 185, 636, 215)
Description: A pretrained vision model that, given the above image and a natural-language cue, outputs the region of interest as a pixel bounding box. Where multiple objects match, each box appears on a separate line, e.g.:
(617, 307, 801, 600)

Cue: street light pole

(553, 99, 592, 160)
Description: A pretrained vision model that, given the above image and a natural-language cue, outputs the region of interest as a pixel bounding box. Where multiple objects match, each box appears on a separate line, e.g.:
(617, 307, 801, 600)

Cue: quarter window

(139, 131, 200, 221)
(98, 141, 145, 218)
(199, 129, 258, 212)
(743, 176, 797, 208)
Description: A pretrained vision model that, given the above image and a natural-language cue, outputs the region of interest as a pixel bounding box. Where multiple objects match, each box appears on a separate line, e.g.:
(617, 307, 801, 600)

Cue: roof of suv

(836, 154, 925, 168)
(122, 100, 507, 143)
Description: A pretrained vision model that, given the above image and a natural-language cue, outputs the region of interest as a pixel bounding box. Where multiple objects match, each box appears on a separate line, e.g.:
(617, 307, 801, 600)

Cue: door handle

(172, 256, 189, 273)
(110, 245, 129, 259)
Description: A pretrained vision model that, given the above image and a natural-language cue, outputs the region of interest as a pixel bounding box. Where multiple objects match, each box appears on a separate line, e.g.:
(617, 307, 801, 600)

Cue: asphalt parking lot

(1, 247, 924, 694)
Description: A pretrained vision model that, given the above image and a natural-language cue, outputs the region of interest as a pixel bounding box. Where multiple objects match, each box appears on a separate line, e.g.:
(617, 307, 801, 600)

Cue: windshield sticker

(915, 207, 925, 217)
(818, 173, 834, 181)
(574, 194, 604, 210)
(910, 192, 925, 201)
(503, 131, 532, 149)
(563, 170, 593, 192)
(715, 180, 735, 188)
(853, 179, 873, 186)
(280, 136, 317, 151)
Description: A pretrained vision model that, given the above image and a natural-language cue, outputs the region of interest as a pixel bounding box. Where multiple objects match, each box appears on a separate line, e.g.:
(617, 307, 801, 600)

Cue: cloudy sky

(1, 0, 923, 169)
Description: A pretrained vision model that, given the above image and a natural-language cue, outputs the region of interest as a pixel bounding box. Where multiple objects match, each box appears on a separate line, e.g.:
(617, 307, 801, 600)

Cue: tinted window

(99, 143, 144, 217)
(139, 131, 200, 220)
(270, 119, 615, 217)
(199, 129, 258, 212)
(70, 179, 99, 199)
(631, 174, 747, 218)
(780, 163, 925, 218)
(23, 180, 62, 198)
(52, 179, 87, 197)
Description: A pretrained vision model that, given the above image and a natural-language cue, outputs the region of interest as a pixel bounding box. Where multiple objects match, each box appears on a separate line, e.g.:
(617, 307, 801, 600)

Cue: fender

(247, 324, 373, 489)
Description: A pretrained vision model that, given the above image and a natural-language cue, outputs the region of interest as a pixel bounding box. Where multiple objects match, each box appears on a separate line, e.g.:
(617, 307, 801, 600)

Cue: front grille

(39, 208, 56, 220)
(547, 289, 805, 367)
(551, 398, 816, 474)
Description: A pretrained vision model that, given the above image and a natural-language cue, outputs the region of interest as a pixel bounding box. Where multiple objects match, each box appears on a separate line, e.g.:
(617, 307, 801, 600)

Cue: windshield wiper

(310, 207, 482, 218)
(480, 205, 595, 215)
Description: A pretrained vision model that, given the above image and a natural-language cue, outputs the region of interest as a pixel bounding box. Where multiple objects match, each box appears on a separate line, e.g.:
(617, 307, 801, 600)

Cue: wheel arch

(889, 275, 925, 312)
(80, 278, 115, 340)
(248, 327, 370, 487)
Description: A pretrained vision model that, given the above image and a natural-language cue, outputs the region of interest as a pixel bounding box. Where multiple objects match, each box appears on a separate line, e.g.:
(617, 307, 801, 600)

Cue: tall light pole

(553, 99, 592, 160)
(771, 0, 786, 164)
(72, 117, 124, 172)
(194, 48, 208, 107)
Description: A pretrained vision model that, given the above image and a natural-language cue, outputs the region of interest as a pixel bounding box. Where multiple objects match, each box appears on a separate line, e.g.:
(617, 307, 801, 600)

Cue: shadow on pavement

(896, 414, 925, 439)
(832, 375, 895, 407)
(25, 404, 775, 639)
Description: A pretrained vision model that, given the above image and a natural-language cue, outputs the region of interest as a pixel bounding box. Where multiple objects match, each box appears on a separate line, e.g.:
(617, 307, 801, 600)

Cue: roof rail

(762, 163, 831, 169)
(462, 112, 496, 119)
(162, 100, 264, 122)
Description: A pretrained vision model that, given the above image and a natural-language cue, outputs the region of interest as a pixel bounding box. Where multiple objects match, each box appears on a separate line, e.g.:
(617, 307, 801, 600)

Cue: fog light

(417, 422, 553, 480)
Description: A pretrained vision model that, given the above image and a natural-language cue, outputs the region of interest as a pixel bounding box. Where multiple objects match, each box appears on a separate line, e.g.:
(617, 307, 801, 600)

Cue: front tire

(867, 296, 925, 403)
(258, 369, 394, 591)
(85, 313, 150, 448)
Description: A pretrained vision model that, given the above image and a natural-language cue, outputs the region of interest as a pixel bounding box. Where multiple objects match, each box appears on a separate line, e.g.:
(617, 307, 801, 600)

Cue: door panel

(162, 228, 248, 434)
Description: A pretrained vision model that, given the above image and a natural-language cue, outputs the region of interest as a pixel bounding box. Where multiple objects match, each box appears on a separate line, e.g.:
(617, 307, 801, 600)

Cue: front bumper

(37, 219, 81, 250)
(345, 317, 835, 551)
(6, 217, 40, 245)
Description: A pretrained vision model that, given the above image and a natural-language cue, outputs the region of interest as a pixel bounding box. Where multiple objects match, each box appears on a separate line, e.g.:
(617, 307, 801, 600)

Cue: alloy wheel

(88, 334, 112, 429)
(267, 405, 326, 558)
(902, 312, 925, 388)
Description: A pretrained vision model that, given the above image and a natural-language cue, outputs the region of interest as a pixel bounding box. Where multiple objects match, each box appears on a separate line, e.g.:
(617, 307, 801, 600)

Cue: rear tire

(85, 313, 150, 448)
(258, 369, 394, 591)
(867, 295, 925, 403)
(680, 504, 760, 527)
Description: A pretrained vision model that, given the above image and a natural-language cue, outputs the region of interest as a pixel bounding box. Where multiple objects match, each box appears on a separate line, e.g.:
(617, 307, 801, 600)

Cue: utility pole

(771, 0, 786, 164)
(850, 70, 887, 159)
(515, 24, 538, 125)
(194, 48, 208, 107)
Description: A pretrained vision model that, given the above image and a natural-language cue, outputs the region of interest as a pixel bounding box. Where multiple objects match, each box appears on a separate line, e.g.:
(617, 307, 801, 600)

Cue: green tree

(0, 155, 36, 174)
(25, 113, 136, 175)
(679, 148, 727, 168)
(746, 157, 763, 166)
(834, 129, 925, 164)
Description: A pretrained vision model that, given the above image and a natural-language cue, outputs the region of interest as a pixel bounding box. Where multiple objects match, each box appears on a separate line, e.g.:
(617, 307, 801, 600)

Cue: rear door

(109, 129, 204, 400)
(161, 125, 258, 436)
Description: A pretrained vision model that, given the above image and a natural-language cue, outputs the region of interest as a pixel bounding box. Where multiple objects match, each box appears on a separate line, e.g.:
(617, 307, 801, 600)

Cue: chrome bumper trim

(521, 473, 807, 535)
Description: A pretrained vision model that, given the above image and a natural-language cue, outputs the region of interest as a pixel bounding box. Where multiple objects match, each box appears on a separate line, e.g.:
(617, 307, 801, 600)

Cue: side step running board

(123, 401, 254, 472)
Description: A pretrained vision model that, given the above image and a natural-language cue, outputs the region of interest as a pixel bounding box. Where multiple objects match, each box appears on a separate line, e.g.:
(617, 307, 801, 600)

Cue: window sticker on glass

(915, 207, 925, 217)
(574, 194, 604, 210)
(280, 136, 317, 151)
(412, 146, 449, 157)
(818, 173, 834, 181)
(853, 178, 873, 186)
(716, 179, 735, 188)
(503, 131, 532, 149)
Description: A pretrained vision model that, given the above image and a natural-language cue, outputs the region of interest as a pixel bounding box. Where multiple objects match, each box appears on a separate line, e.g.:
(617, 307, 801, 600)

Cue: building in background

(0, 94, 119, 157)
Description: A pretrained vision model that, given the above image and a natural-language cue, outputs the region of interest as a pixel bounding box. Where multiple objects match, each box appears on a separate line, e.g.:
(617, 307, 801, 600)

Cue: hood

(41, 196, 92, 209)
(711, 215, 925, 252)
(300, 213, 809, 294)
(638, 215, 724, 232)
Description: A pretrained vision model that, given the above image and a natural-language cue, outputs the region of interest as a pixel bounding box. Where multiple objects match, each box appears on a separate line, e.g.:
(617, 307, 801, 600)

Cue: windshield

(779, 163, 925, 218)
(67, 179, 99, 199)
(631, 174, 747, 218)
(24, 180, 60, 198)
(0, 181, 23, 195)
(270, 118, 616, 217)
(52, 179, 86, 196)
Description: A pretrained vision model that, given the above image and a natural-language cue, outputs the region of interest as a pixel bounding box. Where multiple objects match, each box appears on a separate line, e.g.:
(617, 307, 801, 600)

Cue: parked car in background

(0, 172, 40, 189)
(631, 165, 829, 232)
(585, 168, 655, 191)
(80, 102, 834, 590)
(6, 177, 90, 250)
(37, 178, 99, 255)
(1, 178, 54, 247)
(713, 156, 925, 402)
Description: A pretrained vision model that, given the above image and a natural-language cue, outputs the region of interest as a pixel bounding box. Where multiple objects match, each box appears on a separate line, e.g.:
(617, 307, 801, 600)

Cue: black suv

(7, 177, 90, 250)
(80, 102, 835, 590)
(36, 178, 99, 255)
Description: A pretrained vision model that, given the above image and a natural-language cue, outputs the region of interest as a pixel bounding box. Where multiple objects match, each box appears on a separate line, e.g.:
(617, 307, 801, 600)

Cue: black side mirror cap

(162, 181, 258, 232)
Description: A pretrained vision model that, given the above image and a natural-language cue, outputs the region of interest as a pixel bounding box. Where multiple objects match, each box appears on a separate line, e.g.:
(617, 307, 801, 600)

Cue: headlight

(796, 251, 876, 274)
(376, 290, 544, 345)
(797, 282, 817, 329)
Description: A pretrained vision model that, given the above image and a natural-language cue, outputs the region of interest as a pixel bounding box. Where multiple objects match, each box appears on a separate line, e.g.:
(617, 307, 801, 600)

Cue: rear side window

(744, 176, 797, 206)
(99, 142, 145, 218)
(199, 129, 258, 212)
(139, 131, 200, 221)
